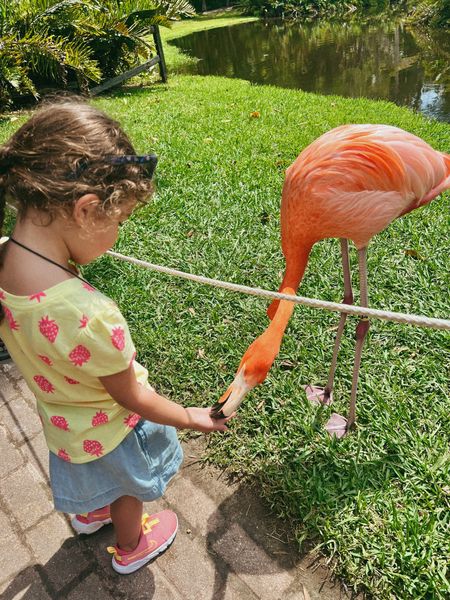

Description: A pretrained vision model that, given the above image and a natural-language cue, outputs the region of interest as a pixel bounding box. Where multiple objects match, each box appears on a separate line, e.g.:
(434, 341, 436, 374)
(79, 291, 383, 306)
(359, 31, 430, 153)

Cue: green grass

(1, 16, 449, 600)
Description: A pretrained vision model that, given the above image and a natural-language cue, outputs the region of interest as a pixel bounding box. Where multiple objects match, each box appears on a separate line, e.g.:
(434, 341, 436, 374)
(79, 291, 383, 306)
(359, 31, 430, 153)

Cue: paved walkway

(0, 361, 347, 600)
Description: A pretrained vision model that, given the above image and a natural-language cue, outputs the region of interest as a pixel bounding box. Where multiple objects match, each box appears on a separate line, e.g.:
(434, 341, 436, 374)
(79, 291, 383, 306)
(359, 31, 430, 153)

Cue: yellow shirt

(0, 278, 149, 463)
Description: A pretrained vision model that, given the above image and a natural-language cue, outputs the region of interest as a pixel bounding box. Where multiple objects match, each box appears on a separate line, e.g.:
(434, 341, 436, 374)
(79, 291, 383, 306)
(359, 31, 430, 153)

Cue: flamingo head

(210, 287, 296, 420)
(210, 335, 279, 418)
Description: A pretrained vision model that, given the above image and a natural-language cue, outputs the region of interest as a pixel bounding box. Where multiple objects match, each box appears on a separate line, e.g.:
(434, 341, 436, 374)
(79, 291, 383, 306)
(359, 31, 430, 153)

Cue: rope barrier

(106, 250, 450, 332)
(1, 235, 447, 331)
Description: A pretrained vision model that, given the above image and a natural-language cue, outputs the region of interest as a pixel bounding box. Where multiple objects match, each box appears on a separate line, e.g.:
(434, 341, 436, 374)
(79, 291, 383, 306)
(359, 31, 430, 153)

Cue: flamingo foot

(304, 384, 333, 406)
(324, 413, 348, 438)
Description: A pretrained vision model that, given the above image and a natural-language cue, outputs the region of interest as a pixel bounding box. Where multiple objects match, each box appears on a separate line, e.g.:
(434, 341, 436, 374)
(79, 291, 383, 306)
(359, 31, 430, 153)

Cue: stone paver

(0, 423, 24, 477)
(0, 378, 19, 407)
(67, 574, 115, 600)
(0, 362, 350, 600)
(15, 376, 38, 404)
(211, 521, 295, 600)
(1, 361, 22, 381)
(25, 430, 50, 484)
(157, 512, 257, 600)
(25, 512, 73, 564)
(0, 396, 42, 445)
(0, 566, 51, 600)
(164, 472, 226, 536)
(35, 540, 91, 594)
(2, 464, 54, 527)
(107, 560, 185, 600)
(0, 512, 31, 585)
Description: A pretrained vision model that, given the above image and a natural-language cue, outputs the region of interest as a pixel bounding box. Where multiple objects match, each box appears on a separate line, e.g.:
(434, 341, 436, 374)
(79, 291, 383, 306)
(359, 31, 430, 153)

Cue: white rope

(106, 250, 450, 332)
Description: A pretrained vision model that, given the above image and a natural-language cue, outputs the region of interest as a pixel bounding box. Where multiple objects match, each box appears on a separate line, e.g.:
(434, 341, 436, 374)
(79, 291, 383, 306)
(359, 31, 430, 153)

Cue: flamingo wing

(280, 125, 450, 250)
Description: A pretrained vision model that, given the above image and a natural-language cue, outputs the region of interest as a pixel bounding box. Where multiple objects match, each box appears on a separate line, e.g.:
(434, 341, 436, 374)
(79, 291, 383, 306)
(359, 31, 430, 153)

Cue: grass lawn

(1, 14, 449, 600)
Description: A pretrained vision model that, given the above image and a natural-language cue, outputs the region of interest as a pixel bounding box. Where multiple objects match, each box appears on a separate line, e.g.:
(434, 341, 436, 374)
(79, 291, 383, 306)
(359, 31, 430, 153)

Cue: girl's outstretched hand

(184, 407, 235, 433)
(100, 365, 235, 432)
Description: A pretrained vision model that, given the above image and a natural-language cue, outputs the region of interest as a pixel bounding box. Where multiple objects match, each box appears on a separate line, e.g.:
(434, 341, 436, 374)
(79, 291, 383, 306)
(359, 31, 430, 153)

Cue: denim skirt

(49, 419, 183, 514)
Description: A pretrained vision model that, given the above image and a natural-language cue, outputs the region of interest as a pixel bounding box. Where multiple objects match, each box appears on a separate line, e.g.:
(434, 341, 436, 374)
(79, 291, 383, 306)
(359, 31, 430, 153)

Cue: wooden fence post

(153, 24, 168, 83)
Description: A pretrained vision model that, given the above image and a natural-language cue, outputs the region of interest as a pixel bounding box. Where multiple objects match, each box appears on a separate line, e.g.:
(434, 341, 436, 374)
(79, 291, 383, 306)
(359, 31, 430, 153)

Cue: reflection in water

(171, 19, 450, 122)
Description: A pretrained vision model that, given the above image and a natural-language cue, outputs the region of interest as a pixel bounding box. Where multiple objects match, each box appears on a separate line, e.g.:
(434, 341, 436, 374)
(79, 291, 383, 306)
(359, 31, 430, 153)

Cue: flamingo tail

(420, 152, 450, 205)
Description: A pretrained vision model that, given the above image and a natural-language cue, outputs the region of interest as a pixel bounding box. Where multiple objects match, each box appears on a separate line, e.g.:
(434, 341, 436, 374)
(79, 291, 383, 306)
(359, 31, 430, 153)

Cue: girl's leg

(110, 495, 143, 551)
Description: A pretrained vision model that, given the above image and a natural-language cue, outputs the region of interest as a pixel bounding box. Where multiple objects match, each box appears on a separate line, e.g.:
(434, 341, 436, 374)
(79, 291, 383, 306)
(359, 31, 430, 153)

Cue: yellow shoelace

(107, 513, 160, 562)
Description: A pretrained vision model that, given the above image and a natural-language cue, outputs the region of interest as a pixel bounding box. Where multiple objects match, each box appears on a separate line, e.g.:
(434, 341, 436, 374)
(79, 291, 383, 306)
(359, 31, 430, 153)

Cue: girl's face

(67, 197, 136, 264)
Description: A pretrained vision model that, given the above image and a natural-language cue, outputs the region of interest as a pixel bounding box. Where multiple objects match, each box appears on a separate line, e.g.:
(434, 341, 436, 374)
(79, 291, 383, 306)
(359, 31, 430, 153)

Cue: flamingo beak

(210, 368, 251, 419)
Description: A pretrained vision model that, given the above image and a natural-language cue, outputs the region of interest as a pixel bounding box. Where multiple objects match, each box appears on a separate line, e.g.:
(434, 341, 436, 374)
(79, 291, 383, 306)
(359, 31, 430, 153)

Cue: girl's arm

(99, 365, 233, 433)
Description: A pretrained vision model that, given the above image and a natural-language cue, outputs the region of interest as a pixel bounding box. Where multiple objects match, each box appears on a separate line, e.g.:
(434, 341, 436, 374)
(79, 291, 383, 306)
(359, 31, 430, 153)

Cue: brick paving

(0, 361, 349, 600)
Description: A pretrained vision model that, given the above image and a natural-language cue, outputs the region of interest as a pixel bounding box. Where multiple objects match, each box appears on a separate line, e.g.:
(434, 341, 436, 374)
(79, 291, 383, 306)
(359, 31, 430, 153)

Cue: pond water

(171, 19, 450, 122)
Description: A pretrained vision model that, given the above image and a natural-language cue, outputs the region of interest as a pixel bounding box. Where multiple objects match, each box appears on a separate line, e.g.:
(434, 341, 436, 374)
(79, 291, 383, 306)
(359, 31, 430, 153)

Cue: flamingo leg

(305, 238, 354, 406)
(346, 246, 370, 429)
(325, 246, 370, 438)
(324, 238, 355, 399)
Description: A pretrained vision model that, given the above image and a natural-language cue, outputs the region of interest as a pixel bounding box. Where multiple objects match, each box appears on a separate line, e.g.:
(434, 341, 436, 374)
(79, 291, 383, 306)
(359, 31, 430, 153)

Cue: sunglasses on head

(71, 153, 158, 180)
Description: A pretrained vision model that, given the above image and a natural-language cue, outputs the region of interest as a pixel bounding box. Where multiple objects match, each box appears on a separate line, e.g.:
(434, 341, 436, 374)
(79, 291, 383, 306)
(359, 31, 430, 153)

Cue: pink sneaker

(107, 510, 178, 574)
(71, 505, 112, 534)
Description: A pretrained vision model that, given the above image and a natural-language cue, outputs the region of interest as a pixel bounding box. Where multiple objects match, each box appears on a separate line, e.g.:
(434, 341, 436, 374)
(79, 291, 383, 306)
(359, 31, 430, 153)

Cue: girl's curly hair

(0, 98, 154, 238)
(0, 97, 155, 323)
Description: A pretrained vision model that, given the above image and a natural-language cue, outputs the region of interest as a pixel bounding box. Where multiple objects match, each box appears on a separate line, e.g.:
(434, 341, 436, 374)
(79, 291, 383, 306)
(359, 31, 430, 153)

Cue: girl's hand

(100, 365, 235, 431)
(184, 407, 235, 433)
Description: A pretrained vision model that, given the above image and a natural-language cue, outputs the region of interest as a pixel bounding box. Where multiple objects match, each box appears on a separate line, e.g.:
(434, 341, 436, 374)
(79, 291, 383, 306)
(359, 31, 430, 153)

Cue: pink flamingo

(211, 124, 450, 437)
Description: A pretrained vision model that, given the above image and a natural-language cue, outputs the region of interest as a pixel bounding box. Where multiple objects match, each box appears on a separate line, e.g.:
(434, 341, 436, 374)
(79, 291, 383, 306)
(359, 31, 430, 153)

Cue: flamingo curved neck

(262, 290, 296, 348)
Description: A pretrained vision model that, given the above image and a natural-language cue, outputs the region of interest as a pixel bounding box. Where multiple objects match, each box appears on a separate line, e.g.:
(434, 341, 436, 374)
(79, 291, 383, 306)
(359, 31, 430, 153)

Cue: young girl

(0, 99, 233, 575)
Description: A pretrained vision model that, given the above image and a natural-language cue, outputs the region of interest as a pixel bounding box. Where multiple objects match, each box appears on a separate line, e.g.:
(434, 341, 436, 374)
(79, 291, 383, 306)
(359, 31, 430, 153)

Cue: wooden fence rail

(90, 24, 167, 96)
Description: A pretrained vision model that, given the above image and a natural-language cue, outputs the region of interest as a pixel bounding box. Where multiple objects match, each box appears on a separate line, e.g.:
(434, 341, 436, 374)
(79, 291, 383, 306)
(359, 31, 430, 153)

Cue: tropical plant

(26, 1, 196, 79)
(408, 0, 450, 26)
(0, 1, 102, 107)
(238, 0, 448, 24)
(0, 0, 195, 109)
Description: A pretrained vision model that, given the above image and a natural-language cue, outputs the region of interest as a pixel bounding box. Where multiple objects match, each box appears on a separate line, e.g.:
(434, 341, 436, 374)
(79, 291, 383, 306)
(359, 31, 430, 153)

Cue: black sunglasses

(70, 153, 158, 180)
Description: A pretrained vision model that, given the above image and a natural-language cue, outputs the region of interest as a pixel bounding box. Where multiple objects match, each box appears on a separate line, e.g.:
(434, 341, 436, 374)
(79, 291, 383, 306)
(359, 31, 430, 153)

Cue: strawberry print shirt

(0, 279, 149, 464)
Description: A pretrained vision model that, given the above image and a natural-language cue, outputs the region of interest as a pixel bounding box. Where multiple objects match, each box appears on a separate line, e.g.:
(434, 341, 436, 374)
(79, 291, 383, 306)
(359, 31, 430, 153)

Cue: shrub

(0, 1, 102, 107)
(0, 0, 195, 109)
(409, 0, 450, 26)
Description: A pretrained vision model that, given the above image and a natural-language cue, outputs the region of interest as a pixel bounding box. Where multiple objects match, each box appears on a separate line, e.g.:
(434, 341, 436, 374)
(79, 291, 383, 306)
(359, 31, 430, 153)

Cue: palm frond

(59, 37, 102, 81)
(31, 0, 97, 25)
(19, 30, 101, 83)
(155, 0, 196, 19)
(0, 34, 38, 104)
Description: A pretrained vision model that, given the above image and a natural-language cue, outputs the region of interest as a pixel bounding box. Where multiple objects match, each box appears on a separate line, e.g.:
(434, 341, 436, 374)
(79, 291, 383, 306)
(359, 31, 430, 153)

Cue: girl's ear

(73, 194, 101, 227)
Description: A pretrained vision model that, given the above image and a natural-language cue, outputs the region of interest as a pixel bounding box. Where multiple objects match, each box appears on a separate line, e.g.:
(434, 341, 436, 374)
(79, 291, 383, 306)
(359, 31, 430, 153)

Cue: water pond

(171, 18, 450, 122)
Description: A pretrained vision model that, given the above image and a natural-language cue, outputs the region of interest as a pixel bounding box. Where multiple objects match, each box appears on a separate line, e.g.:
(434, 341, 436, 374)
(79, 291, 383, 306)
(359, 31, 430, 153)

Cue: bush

(0, 1, 102, 107)
(0, 0, 195, 109)
(408, 0, 450, 26)
(238, 0, 448, 23)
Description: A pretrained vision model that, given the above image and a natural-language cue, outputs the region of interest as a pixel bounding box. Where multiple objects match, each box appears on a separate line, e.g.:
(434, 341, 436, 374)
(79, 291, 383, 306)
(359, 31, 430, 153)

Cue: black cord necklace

(8, 237, 96, 290)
